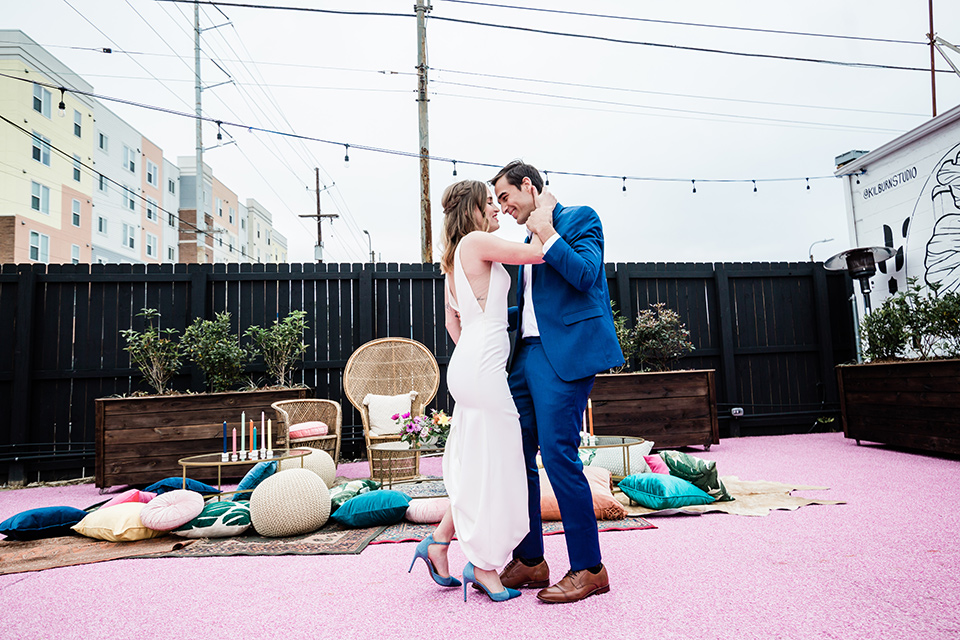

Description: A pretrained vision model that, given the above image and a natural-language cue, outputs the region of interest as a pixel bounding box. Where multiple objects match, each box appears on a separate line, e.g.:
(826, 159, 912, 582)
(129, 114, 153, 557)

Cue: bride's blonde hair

(440, 180, 491, 274)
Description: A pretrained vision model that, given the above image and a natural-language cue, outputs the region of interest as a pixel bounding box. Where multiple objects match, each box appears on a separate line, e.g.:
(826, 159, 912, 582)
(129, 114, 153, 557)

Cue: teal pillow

(232, 461, 277, 501)
(330, 490, 410, 527)
(0, 506, 88, 541)
(619, 473, 716, 510)
(329, 478, 380, 513)
(659, 450, 735, 502)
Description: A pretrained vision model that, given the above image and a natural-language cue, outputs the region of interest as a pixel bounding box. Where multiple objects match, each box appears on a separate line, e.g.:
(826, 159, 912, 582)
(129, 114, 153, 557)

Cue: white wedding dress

(442, 243, 529, 571)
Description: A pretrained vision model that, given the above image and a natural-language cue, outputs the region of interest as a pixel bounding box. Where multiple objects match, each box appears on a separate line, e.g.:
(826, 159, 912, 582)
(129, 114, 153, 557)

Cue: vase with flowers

(393, 409, 453, 448)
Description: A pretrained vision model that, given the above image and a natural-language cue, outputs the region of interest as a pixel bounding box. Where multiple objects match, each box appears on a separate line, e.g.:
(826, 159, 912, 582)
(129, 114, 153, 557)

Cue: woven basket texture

(250, 468, 331, 537)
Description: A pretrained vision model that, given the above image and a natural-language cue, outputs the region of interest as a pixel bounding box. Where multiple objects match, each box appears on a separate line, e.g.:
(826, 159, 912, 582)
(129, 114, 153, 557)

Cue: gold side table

(368, 442, 445, 488)
(178, 448, 310, 493)
(578, 436, 646, 481)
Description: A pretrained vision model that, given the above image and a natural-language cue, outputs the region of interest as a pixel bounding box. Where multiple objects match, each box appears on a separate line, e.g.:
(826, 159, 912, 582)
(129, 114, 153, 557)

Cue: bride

(408, 179, 556, 602)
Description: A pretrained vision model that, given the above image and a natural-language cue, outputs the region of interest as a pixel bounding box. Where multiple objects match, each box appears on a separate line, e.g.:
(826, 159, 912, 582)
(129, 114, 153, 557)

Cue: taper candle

(588, 399, 594, 436)
(222, 421, 227, 453)
(241, 416, 246, 452)
(232, 428, 237, 455)
(261, 413, 266, 449)
(267, 419, 272, 450)
(252, 426, 257, 456)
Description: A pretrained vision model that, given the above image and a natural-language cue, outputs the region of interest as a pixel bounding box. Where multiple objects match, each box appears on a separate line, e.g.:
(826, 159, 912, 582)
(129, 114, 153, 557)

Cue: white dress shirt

(521, 233, 559, 338)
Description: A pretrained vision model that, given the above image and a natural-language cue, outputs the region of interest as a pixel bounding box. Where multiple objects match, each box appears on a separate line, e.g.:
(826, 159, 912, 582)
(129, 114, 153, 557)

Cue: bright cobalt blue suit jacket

(509, 202, 624, 382)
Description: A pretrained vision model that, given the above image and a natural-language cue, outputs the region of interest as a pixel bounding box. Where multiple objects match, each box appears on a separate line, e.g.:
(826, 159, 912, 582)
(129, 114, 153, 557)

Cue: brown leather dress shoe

(536, 565, 610, 603)
(499, 558, 550, 589)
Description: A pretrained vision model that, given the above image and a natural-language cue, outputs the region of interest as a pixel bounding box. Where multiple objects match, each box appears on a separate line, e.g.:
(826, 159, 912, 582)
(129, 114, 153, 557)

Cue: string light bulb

(343, 144, 350, 168)
(752, 180, 757, 193)
(544, 171, 549, 187)
(452, 160, 457, 176)
(57, 88, 66, 117)
(621, 177, 627, 197)
(806, 178, 810, 190)
(691, 180, 696, 194)
(216, 121, 223, 141)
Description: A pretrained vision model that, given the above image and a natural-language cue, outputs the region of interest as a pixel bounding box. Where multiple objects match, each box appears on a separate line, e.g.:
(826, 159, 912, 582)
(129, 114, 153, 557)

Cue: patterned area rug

(370, 516, 655, 544)
(0, 535, 195, 576)
(390, 478, 446, 498)
(151, 520, 386, 558)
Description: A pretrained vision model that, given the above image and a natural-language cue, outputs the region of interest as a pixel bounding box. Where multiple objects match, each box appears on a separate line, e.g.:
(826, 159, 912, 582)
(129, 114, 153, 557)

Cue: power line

(1, 71, 850, 186)
(439, 0, 927, 46)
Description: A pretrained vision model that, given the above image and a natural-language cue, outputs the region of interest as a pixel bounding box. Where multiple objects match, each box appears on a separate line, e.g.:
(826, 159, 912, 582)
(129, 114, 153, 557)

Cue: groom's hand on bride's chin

(526, 207, 554, 237)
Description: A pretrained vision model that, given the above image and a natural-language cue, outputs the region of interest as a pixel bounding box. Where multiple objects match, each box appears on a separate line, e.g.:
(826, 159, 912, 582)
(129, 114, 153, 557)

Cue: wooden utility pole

(299, 168, 338, 262)
(929, 0, 937, 117)
(416, 0, 433, 263)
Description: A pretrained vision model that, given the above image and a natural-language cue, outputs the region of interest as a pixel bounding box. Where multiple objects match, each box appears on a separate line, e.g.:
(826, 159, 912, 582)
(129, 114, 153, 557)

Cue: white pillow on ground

(363, 391, 418, 436)
(279, 447, 337, 488)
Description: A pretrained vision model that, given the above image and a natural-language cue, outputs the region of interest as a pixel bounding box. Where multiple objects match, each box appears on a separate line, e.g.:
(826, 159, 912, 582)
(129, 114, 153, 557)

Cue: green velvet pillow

(619, 473, 716, 510)
(659, 450, 734, 502)
(330, 490, 410, 528)
(329, 478, 380, 513)
(172, 500, 251, 538)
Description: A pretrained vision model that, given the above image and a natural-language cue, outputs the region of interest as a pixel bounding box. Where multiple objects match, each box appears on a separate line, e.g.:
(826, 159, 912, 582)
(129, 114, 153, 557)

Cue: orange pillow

(539, 466, 626, 521)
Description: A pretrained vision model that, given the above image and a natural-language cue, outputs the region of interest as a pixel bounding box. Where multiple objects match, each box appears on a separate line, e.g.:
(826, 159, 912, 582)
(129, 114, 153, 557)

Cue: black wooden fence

(0, 261, 856, 484)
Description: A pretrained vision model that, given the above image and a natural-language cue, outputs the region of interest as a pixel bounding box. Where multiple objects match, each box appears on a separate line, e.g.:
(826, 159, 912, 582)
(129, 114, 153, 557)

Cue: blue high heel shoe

(408, 534, 462, 587)
(462, 562, 521, 602)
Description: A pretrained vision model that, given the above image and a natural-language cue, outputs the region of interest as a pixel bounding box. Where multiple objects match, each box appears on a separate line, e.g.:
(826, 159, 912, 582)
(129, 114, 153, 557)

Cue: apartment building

(0, 30, 95, 264)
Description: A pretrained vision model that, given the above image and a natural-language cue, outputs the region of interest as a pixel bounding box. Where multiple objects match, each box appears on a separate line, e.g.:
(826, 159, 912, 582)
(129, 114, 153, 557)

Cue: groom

(490, 160, 624, 603)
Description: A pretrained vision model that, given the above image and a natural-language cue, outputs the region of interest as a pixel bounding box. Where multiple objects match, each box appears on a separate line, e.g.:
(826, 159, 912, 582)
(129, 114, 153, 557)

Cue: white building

(835, 103, 960, 310)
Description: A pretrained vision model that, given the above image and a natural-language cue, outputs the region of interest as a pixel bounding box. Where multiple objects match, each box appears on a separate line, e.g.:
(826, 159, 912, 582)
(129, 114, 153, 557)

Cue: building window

(98, 173, 108, 193)
(122, 223, 135, 249)
(32, 84, 51, 118)
(146, 233, 157, 258)
(216, 198, 222, 217)
(30, 181, 50, 214)
(73, 110, 82, 137)
(72, 199, 81, 227)
(241, 218, 245, 230)
(229, 207, 234, 224)
(146, 160, 158, 187)
(267, 231, 271, 246)
(168, 212, 176, 228)
(257, 222, 260, 238)
(146, 197, 158, 222)
(31, 131, 51, 166)
(98, 216, 107, 234)
(167, 246, 175, 261)
(123, 186, 137, 211)
(72, 155, 82, 182)
(98, 132, 108, 152)
(71, 244, 80, 264)
(122, 145, 136, 173)
(29, 231, 50, 262)
(167, 178, 176, 194)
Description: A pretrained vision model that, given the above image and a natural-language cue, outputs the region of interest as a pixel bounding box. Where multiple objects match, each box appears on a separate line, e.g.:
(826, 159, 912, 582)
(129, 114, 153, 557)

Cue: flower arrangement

(393, 409, 453, 447)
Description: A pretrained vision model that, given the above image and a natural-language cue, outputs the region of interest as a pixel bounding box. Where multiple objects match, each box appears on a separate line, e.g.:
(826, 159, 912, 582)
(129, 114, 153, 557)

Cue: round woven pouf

(250, 468, 331, 537)
(280, 447, 337, 488)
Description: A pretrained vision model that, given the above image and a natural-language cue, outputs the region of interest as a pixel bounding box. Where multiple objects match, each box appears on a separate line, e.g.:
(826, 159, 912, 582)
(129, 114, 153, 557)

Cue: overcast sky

(6, 1, 960, 264)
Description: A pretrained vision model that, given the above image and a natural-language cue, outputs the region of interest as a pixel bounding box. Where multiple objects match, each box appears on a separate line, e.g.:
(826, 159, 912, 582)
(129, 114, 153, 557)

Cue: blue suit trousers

(508, 337, 601, 571)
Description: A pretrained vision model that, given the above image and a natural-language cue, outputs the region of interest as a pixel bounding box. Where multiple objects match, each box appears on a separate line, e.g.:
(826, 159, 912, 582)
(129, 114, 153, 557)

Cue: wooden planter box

(590, 370, 719, 450)
(95, 388, 309, 489)
(837, 359, 960, 455)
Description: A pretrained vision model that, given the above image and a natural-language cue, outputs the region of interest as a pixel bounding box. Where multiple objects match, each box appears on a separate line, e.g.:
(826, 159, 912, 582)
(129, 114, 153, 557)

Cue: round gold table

(178, 448, 310, 492)
(368, 442, 445, 488)
(578, 436, 647, 480)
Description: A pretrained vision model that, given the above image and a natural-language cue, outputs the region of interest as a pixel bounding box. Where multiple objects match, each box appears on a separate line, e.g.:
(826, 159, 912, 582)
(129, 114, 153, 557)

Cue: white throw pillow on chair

(363, 391, 418, 436)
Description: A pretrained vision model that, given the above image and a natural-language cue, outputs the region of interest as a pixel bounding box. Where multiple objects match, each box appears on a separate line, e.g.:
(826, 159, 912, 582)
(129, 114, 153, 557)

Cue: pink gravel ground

(1, 432, 958, 640)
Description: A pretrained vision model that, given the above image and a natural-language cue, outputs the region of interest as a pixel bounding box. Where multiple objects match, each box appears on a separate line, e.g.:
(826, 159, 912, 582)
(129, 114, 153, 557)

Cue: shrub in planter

(245, 310, 308, 387)
(181, 311, 252, 393)
(860, 278, 960, 362)
(120, 308, 183, 395)
(611, 302, 695, 373)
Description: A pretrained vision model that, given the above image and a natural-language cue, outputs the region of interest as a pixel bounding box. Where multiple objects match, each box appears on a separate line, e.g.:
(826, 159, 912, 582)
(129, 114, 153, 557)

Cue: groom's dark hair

(490, 160, 544, 194)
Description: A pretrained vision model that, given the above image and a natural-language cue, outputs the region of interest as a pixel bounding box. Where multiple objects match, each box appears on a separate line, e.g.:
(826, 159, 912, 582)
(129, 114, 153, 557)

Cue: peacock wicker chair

(271, 399, 342, 464)
(343, 337, 440, 480)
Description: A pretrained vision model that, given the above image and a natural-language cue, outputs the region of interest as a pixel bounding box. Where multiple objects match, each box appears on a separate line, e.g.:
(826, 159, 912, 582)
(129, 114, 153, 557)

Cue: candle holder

(221, 452, 229, 463)
(266, 449, 274, 458)
(230, 452, 239, 462)
(259, 447, 267, 460)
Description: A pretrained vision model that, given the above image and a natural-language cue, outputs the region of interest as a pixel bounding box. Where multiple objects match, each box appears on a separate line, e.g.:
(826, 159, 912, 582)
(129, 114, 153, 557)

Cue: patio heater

(824, 246, 896, 315)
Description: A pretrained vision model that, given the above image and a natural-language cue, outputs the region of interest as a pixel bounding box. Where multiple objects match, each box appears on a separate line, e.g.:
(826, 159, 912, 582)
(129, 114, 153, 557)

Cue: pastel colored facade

(177, 155, 214, 264)
(272, 229, 288, 263)
(161, 158, 180, 262)
(210, 174, 241, 264)
(246, 198, 274, 264)
(0, 30, 96, 264)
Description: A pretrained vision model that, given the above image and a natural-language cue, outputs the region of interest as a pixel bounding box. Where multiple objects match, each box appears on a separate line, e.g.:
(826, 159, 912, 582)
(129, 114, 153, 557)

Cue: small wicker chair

(343, 337, 440, 480)
(271, 399, 342, 464)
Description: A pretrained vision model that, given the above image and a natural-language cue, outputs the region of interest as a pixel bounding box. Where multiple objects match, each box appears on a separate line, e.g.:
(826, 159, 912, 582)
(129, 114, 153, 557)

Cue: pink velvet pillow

(405, 497, 450, 523)
(139, 489, 204, 531)
(289, 421, 328, 439)
(101, 488, 157, 509)
(645, 454, 670, 474)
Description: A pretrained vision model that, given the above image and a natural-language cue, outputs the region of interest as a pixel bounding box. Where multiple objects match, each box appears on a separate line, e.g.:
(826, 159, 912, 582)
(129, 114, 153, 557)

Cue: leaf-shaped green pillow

(659, 450, 734, 502)
(172, 500, 251, 538)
